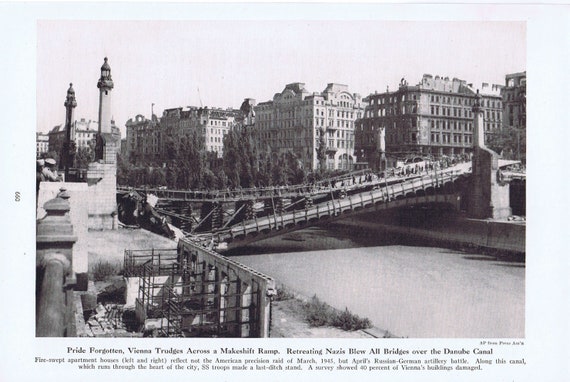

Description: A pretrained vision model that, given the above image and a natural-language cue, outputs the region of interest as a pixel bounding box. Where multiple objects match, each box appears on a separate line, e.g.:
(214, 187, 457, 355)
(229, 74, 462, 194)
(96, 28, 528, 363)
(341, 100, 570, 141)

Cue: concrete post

(37, 253, 71, 337)
(36, 189, 78, 337)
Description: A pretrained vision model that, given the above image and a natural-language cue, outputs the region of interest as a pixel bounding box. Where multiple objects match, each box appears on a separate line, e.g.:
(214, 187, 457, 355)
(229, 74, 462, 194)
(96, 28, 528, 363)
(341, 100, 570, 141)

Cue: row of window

(326, 139, 353, 149)
(429, 134, 473, 144)
(209, 128, 228, 135)
(370, 93, 502, 109)
(369, 94, 417, 105)
(430, 120, 473, 132)
(75, 132, 95, 138)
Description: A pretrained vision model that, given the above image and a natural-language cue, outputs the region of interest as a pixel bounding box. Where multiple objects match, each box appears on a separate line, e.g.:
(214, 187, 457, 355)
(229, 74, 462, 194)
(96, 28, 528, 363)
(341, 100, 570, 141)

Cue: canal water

(232, 225, 525, 338)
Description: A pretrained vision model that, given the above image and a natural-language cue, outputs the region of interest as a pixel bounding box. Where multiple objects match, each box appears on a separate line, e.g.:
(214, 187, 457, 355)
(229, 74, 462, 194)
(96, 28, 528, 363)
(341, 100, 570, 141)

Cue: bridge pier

(467, 91, 511, 219)
(234, 200, 256, 223)
(263, 197, 284, 216)
(183, 203, 194, 231)
(199, 201, 225, 231)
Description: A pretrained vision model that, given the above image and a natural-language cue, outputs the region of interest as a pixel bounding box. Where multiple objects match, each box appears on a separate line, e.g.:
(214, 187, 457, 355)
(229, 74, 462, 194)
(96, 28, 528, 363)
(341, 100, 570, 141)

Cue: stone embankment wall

(342, 214, 525, 254)
(386, 219, 524, 254)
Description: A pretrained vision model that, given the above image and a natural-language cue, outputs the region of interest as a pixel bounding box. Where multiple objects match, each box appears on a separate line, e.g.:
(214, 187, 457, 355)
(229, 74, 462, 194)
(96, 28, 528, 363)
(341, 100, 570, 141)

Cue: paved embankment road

(86, 228, 176, 265)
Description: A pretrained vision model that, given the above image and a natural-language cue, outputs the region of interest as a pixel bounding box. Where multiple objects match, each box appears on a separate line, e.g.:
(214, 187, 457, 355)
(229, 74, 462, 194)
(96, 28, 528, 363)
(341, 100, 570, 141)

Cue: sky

(37, 20, 526, 137)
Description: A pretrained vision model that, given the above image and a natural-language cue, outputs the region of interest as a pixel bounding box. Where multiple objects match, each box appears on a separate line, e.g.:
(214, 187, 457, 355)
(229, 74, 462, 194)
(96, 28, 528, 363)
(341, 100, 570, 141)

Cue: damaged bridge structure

(183, 165, 471, 251)
(113, 165, 470, 338)
(115, 151, 522, 338)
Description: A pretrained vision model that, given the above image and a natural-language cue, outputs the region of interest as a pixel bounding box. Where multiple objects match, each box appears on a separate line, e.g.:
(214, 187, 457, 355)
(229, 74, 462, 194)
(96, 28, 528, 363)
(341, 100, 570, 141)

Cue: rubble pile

(78, 278, 142, 337)
(83, 303, 131, 337)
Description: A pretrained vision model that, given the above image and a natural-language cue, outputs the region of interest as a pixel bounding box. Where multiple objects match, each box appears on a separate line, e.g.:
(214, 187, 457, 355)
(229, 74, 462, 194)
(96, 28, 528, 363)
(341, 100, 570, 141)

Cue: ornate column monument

(87, 57, 118, 229)
(467, 90, 511, 219)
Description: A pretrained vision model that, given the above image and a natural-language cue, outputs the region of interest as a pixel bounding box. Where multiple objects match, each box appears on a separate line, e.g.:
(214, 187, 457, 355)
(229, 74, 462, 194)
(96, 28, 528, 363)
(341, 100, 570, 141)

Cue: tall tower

(95, 57, 116, 164)
(87, 57, 118, 230)
(63, 83, 77, 177)
(97, 57, 114, 136)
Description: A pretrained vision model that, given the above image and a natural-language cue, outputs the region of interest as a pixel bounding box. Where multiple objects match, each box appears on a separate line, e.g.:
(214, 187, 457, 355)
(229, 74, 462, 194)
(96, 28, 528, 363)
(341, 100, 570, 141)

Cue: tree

(486, 127, 526, 163)
(74, 146, 94, 169)
(178, 130, 205, 189)
(116, 153, 131, 186)
(284, 150, 307, 185)
(41, 150, 60, 163)
(222, 129, 244, 188)
(316, 127, 327, 173)
(149, 167, 166, 186)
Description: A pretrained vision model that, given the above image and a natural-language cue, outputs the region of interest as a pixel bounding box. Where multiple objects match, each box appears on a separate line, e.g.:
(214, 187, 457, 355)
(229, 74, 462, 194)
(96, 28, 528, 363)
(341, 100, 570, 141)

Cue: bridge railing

(123, 248, 179, 277)
(209, 168, 463, 242)
(119, 164, 470, 204)
(117, 169, 381, 202)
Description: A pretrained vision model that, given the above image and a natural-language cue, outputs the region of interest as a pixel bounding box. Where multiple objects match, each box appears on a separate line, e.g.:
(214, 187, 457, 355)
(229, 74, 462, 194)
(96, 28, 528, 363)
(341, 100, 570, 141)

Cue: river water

(232, 225, 525, 338)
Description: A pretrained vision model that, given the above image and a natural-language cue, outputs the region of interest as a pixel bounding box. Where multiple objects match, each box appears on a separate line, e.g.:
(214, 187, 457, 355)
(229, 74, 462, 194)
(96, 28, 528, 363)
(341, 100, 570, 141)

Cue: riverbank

(79, 227, 384, 338)
(332, 212, 525, 257)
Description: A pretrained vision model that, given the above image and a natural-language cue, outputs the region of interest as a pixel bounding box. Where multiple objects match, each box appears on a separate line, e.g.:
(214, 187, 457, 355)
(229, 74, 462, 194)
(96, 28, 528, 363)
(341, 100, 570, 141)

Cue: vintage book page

(2, 2, 568, 382)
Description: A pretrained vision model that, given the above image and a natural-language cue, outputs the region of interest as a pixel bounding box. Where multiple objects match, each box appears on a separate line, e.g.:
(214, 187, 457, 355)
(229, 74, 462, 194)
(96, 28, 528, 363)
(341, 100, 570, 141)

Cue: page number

(15, 191, 20, 202)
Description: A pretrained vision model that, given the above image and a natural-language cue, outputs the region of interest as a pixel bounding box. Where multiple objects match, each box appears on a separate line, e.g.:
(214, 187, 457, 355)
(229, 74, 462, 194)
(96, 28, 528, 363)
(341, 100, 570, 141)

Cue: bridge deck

(188, 165, 469, 249)
(117, 160, 524, 249)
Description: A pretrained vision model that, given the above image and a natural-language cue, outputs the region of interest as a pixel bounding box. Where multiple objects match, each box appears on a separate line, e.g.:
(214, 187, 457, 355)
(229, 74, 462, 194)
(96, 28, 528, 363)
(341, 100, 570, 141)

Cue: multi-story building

(501, 71, 526, 130)
(48, 118, 120, 165)
(36, 132, 49, 158)
(126, 105, 241, 164)
(355, 74, 503, 170)
(203, 107, 239, 157)
(47, 123, 66, 159)
(74, 118, 98, 149)
(254, 83, 366, 171)
(160, 106, 239, 159)
(125, 114, 160, 164)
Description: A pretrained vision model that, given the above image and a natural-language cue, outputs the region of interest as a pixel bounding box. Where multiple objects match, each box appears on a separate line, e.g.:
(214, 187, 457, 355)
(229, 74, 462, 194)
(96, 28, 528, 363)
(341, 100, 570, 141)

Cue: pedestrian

(42, 158, 61, 182)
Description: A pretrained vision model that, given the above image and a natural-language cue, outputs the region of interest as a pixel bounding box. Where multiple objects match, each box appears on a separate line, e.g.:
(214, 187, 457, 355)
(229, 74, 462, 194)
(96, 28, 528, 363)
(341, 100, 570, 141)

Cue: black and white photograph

(35, 18, 526, 339)
(2, 2, 569, 382)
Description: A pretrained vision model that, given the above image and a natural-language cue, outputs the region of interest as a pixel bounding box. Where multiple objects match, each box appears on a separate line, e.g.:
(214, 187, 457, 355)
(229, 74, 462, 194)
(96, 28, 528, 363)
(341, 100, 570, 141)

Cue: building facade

(125, 114, 160, 163)
(36, 132, 49, 158)
(355, 74, 503, 171)
(74, 118, 99, 149)
(48, 118, 120, 166)
(126, 105, 241, 164)
(254, 83, 366, 171)
(501, 71, 526, 130)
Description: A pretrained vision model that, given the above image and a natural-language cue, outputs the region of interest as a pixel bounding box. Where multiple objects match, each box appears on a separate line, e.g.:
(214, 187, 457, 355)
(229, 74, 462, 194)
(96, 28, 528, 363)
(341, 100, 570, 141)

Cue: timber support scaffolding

(124, 241, 275, 337)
